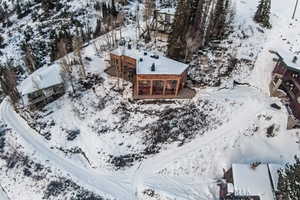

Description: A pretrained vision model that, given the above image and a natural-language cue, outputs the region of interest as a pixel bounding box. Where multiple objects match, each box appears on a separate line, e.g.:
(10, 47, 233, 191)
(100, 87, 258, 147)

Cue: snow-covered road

(0, 84, 294, 200)
(131, 87, 274, 199)
(0, 99, 133, 200)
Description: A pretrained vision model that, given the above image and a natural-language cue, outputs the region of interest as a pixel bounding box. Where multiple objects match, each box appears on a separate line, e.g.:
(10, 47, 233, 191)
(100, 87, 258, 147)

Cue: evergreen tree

(167, 0, 191, 60)
(278, 156, 300, 199)
(167, 0, 231, 61)
(0, 64, 20, 105)
(15, 0, 22, 17)
(210, 0, 230, 40)
(254, 0, 272, 28)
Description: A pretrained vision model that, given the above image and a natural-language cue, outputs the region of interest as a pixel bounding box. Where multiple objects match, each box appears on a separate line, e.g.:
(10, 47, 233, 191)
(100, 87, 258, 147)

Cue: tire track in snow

(132, 87, 269, 199)
(0, 99, 132, 200)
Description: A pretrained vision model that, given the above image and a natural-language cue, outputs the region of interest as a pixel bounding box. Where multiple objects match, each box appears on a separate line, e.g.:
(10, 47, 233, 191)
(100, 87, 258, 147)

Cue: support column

(175, 79, 180, 96)
(136, 78, 139, 97)
(163, 80, 167, 96)
(150, 80, 153, 96)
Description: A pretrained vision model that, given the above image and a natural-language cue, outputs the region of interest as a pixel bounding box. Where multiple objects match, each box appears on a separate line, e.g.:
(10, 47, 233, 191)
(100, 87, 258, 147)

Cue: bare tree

(73, 36, 86, 79)
(116, 13, 125, 39)
(0, 64, 20, 106)
(58, 39, 75, 94)
(23, 45, 36, 74)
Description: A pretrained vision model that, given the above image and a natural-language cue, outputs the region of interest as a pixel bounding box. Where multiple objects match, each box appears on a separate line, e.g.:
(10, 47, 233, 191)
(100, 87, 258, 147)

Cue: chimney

(293, 56, 298, 64)
(151, 63, 155, 72)
(128, 44, 132, 50)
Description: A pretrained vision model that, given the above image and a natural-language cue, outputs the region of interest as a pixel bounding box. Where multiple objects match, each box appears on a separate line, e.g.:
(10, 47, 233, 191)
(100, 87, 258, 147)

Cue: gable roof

(21, 63, 63, 95)
(271, 49, 300, 73)
(111, 47, 189, 75)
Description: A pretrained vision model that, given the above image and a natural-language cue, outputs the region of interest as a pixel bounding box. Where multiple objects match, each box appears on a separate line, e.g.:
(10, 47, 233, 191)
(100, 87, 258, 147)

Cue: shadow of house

(270, 50, 300, 129)
(21, 64, 65, 110)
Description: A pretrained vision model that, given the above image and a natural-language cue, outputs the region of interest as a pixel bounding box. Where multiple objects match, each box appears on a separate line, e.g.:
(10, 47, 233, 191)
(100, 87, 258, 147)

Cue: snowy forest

(0, 0, 299, 199)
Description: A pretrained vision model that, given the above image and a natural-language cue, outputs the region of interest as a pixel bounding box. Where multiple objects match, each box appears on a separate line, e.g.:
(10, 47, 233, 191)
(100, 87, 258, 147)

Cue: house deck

(105, 66, 196, 100)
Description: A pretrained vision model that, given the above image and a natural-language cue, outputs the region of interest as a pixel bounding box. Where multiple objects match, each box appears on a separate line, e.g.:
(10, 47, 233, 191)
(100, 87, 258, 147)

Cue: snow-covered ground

(0, 0, 300, 199)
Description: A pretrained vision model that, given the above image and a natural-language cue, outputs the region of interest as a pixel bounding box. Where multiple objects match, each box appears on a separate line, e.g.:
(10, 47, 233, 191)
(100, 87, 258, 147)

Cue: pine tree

(167, 0, 191, 60)
(210, 0, 230, 40)
(278, 156, 300, 199)
(0, 62, 20, 105)
(254, 0, 272, 28)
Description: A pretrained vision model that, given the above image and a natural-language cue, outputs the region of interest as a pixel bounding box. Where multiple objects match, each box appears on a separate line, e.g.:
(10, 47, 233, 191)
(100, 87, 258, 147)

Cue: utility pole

(292, 0, 299, 19)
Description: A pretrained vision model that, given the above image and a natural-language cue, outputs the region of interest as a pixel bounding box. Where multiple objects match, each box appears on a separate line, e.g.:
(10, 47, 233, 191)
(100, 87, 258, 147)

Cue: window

(165, 80, 177, 95)
(165, 14, 171, 23)
(152, 80, 164, 95)
(138, 80, 151, 96)
(292, 72, 299, 78)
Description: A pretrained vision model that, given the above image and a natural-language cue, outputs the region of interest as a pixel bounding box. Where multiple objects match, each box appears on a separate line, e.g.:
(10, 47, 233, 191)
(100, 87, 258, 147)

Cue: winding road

(0, 86, 275, 200)
(0, 99, 133, 200)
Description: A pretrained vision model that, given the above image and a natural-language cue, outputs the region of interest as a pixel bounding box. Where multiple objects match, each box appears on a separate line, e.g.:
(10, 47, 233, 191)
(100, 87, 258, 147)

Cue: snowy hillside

(0, 0, 300, 200)
(0, 0, 125, 70)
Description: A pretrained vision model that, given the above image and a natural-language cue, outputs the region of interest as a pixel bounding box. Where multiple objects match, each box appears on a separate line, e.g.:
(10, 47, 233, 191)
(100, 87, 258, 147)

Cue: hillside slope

(0, 0, 300, 200)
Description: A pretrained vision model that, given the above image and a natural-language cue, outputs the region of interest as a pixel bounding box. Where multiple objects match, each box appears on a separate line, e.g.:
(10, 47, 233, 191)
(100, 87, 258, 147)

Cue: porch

(133, 76, 195, 100)
(133, 87, 196, 100)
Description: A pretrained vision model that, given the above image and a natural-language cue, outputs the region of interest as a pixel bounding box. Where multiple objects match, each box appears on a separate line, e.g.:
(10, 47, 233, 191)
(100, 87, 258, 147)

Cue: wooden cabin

(270, 50, 300, 128)
(21, 64, 65, 110)
(220, 163, 282, 200)
(110, 46, 190, 99)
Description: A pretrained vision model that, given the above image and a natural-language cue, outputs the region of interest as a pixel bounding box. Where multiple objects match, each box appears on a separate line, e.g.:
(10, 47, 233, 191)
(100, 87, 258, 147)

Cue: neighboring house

(110, 45, 191, 99)
(21, 64, 65, 110)
(152, 8, 175, 41)
(270, 50, 300, 128)
(219, 163, 282, 200)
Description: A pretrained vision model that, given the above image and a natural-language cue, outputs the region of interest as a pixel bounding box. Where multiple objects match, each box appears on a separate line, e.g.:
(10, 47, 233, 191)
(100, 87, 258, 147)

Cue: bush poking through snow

(109, 154, 144, 169)
(143, 101, 222, 151)
(44, 178, 106, 200)
(266, 124, 278, 138)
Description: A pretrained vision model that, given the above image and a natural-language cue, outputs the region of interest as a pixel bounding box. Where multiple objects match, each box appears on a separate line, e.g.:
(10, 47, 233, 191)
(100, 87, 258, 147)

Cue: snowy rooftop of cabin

(275, 49, 300, 72)
(232, 164, 275, 200)
(21, 64, 63, 95)
(111, 47, 189, 75)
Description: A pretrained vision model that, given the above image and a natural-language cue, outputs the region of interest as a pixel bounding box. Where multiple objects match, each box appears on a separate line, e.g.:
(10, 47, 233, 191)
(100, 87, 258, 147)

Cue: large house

(110, 45, 191, 99)
(270, 50, 300, 128)
(21, 64, 65, 110)
(219, 163, 282, 200)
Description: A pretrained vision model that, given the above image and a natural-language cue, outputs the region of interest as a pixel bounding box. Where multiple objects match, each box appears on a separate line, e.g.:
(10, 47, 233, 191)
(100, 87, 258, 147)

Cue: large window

(138, 80, 151, 96)
(165, 80, 177, 95)
(153, 80, 164, 95)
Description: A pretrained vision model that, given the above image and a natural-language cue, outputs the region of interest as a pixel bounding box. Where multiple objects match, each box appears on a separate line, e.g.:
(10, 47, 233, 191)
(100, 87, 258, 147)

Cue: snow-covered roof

(21, 63, 63, 95)
(111, 47, 189, 75)
(268, 164, 283, 191)
(158, 8, 176, 15)
(274, 49, 300, 72)
(232, 163, 275, 200)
